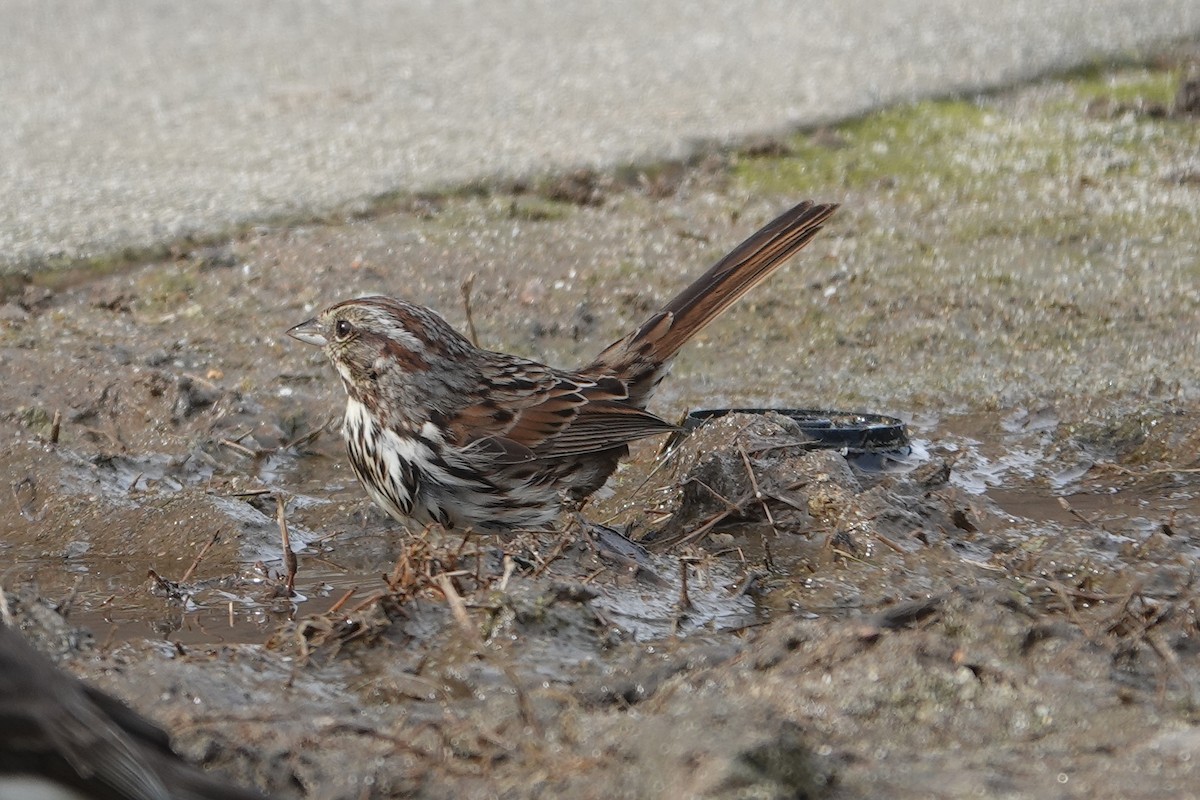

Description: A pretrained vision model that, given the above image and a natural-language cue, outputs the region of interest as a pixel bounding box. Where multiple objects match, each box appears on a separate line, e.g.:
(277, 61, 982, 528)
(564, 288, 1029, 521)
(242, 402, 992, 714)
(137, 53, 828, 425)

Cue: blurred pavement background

(3, 0, 1198, 271)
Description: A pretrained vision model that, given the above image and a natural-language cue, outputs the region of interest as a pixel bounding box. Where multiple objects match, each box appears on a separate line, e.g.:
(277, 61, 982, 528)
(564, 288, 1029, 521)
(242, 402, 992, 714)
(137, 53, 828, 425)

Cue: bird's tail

(585, 200, 838, 405)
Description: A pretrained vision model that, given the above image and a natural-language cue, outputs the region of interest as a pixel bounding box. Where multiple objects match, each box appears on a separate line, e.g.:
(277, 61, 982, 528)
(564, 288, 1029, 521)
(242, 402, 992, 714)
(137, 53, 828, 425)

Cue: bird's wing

(0, 627, 173, 800)
(532, 399, 677, 457)
(0, 626, 270, 800)
(447, 357, 676, 461)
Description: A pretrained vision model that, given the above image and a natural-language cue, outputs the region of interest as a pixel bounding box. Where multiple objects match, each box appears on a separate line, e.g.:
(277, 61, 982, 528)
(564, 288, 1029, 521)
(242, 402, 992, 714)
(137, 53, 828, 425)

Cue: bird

(288, 200, 838, 532)
(0, 623, 270, 800)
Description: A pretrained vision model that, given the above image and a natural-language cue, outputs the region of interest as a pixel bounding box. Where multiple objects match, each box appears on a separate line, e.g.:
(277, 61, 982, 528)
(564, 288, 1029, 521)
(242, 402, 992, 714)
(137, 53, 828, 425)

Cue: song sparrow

(289, 200, 837, 532)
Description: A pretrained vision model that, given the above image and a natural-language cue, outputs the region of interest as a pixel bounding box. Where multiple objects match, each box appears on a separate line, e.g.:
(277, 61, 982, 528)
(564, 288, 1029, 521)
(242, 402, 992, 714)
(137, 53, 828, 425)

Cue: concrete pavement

(3, 0, 1199, 271)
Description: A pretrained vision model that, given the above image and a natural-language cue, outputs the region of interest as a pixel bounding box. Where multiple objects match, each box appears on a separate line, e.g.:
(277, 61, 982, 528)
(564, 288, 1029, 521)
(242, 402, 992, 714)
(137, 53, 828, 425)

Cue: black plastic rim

(682, 408, 909, 452)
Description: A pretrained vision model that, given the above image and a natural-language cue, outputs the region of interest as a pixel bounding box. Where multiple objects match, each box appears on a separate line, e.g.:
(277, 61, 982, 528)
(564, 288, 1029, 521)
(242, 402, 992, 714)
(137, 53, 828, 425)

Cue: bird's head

(288, 296, 476, 413)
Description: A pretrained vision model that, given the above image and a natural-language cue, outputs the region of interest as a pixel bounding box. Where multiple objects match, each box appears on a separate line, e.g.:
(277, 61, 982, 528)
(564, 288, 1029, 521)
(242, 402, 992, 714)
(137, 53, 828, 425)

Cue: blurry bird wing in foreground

(0, 624, 268, 800)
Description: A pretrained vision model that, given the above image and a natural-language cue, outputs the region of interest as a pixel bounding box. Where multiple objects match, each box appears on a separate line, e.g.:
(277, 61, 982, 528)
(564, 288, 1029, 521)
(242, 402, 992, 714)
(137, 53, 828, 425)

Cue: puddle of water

(589, 555, 760, 640)
(988, 486, 1194, 533)
(7, 408, 1200, 648)
(59, 449, 218, 501)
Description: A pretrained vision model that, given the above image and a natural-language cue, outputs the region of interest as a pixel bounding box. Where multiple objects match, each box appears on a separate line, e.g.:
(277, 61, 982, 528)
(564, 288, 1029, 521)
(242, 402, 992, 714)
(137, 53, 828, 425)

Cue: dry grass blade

(179, 530, 221, 583)
(220, 437, 261, 458)
(737, 440, 777, 569)
(49, 409, 62, 444)
(460, 272, 480, 346)
(435, 573, 475, 637)
(281, 416, 334, 450)
(276, 494, 298, 594)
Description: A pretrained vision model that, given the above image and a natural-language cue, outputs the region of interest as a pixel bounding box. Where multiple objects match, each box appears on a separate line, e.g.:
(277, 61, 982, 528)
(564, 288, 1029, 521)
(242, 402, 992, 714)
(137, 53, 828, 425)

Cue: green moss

(17, 405, 51, 430)
(506, 196, 574, 222)
(134, 266, 198, 311)
(733, 99, 989, 195)
(735, 65, 1200, 266)
(1072, 68, 1178, 107)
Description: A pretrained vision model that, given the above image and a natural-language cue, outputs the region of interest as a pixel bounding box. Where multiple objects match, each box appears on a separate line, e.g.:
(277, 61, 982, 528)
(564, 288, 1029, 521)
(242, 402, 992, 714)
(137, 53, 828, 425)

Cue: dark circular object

(683, 408, 909, 453)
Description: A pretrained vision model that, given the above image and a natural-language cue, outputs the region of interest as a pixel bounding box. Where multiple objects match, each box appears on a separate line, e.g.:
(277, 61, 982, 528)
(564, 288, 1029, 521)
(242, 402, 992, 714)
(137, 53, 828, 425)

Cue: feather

(587, 201, 838, 396)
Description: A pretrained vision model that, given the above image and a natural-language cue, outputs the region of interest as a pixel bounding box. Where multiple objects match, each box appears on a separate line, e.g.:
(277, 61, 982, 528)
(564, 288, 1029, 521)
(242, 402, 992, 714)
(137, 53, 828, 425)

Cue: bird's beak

(287, 318, 327, 347)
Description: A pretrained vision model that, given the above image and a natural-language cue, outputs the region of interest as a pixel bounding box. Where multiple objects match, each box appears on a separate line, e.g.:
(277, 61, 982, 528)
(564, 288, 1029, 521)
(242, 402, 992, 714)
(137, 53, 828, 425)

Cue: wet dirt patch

(5, 51, 1200, 799)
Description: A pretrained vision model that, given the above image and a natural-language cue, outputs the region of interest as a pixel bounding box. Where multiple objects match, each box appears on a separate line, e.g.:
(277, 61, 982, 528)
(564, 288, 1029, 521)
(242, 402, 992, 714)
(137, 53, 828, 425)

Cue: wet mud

(4, 55, 1200, 798)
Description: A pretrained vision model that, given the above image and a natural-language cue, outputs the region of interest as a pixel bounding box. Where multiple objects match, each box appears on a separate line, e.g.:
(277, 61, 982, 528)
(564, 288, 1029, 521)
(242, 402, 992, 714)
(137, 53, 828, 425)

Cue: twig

(179, 531, 221, 583)
(499, 555, 516, 591)
(580, 566, 606, 584)
(1057, 497, 1106, 531)
(737, 441, 776, 569)
(99, 625, 118, 654)
(435, 573, 475, 637)
(453, 527, 473, 557)
(676, 502, 744, 547)
(435, 574, 541, 733)
(146, 569, 174, 593)
(1143, 627, 1200, 710)
(600, 434, 689, 525)
(530, 535, 570, 578)
(227, 428, 254, 444)
(216, 488, 272, 498)
(281, 419, 330, 451)
(304, 553, 348, 572)
(58, 577, 82, 620)
(677, 557, 695, 612)
(276, 495, 298, 594)
(328, 588, 358, 614)
(49, 409, 62, 444)
(220, 438, 260, 458)
(829, 547, 867, 563)
(1024, 576, 1129, 605)
(1045, 579, 1091, 630)
(388, 546, 413, 592)
(460, 273, 480, 347)
(873, 531, 907, 554)
(347, 591, 388, 615)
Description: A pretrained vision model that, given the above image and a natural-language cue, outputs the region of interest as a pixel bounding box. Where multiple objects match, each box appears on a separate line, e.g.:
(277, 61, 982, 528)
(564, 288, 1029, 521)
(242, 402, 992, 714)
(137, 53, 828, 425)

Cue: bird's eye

(334, 319, 354, 340)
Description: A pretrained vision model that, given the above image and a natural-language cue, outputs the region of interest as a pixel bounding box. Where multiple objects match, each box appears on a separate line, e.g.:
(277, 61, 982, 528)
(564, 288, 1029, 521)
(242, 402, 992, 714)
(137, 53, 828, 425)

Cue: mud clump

(647, 413, 852, 541)
(643, 412, 985, 567)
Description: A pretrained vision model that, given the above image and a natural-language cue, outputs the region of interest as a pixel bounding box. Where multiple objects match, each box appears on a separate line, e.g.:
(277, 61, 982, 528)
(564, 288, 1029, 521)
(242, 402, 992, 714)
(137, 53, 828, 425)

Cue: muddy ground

(4, 50, 1200, 799)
